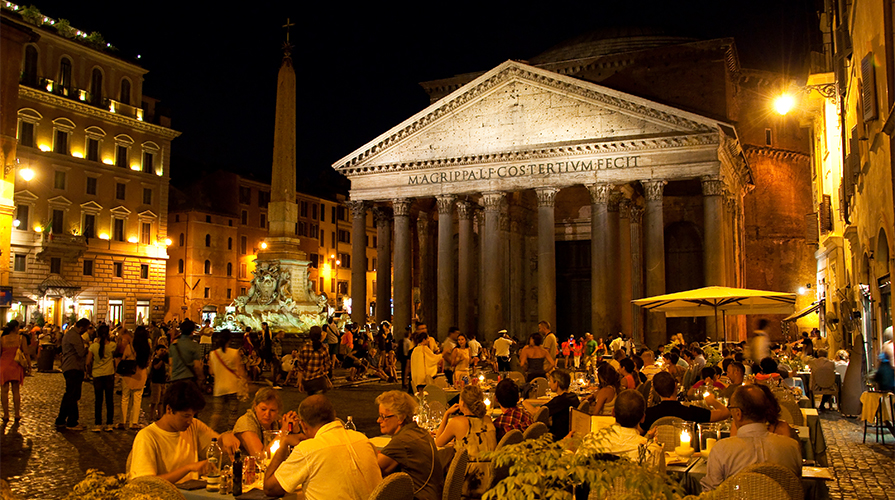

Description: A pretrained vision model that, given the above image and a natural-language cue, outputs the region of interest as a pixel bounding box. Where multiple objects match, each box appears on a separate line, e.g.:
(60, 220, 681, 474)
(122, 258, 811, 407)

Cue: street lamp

(19, 167, 34, 182)
(773, 83, 838, 116)
(773, 94, 796, 115)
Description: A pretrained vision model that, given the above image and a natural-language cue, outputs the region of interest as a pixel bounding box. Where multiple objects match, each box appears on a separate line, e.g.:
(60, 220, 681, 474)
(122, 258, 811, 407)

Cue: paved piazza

(1, 371, 893, 499)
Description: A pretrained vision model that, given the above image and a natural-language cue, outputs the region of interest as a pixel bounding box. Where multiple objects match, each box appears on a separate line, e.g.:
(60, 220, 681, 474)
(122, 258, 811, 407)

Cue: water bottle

(344, 416, 356, 431)
(205, 438, 222, 492)
(232, 450, 243, 496)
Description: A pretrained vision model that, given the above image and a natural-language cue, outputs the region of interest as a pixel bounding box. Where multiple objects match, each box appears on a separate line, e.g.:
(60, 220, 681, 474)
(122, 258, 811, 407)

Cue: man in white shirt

(411, 331, 443, 391)
(608, 334, 624, 356)
(539, 321, 557, 360)
(127, 381, 239, 484)
(493, 330, 514, 372)
(441, 327, 459, 384)
(264, 395, 382, 499)
(579, 389, 664, 473)
(639, 350, 662, 380)
(701, 385, 802, 491)
(467, 333, 484, 374)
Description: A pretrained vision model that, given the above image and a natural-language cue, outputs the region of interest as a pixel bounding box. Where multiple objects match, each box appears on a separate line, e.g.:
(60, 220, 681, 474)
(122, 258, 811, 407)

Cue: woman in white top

(208, 329, 245, 431)
(86, 325, 117, 431)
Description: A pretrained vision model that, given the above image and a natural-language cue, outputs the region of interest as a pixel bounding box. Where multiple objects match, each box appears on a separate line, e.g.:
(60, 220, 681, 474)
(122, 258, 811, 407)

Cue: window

(239, 186, 251, 205)
(240, 287, 246, 296)
(142, 151, 154, 173)
(13, 254, 26, 272)
(83, 214, 96, 238)
(113, 262, 123, 277)
(115, 182, 126, 200)
(227, 289, 232, 299)
(22, 45, 38, 86)
(83, 259, 94, 276)
(319, 277, 324, 293)
(228, 219, 232, 227)
(87, 137, 100, 161)
(140, 264, 149, 279)
(59, 58, 72, 95)
(51, 209, 64, 234)
(300, 201, 308, 217)
(205, 215, 211, 223)
(312, 203, 318, 220)
(175, 214, 180, 222)
(141, 222, 151, 244)
(241, 210, 247, 225)
(90, 68, 103, 106)
(765, 128, 772, 146)
(338, 206, 348, 221)
(227, 237, 232, 250)
(86, 177, 98, 195)
(204, 287, 210, 299)
(108, 299, 123, 324)
(373, 236, 377, 247)
(54, 170, 66, 190)
(205, 234, 211, 247)
(297, 221, 307, 236)
(340, 253, 351, 269)
(372, 258, 377, 271)
(116, 145, 128, 167)
(15, 205, 29, 231)
(332, 207, 337, 223)
(113, 218, 125, 241)
(53, 129, 69, 154)
(338, 229, 350, 244)
(258, 191, 270, 208)
(179, 233, 184, 246)
(331, 232, 336, 248)
(135, 300, 150, 325)
(310, 224, 319, 239)
(178, 259, 184, 273)
(239, 264, 247, 278)
(204, 260, 211, 274)
(143, 188, 152, 205)
(120, 79, 131, 105)
(50, 257, 61, 274)
(320, 204, 325, 222)
(260, 213, 266, 228)
(240, 236, 247, 255)
(226, 262, 232, 276)
(18, 121, 34, 148)
(309, 253, 318, 268)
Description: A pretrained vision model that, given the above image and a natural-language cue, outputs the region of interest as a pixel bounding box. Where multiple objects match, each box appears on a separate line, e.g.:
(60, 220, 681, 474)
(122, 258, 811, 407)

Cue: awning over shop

(37, 274, 81, 298)
(11, 296, 37, 305)
(783, 301, 822, 322)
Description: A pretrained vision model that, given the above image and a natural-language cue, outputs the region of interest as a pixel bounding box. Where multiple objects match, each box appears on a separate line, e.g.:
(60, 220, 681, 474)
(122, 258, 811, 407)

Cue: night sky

(24, 0, 819, 189)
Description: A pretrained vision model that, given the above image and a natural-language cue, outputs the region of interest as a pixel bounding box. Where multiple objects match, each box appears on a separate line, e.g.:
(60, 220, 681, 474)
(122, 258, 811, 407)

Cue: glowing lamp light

(72, 151, 83, 158)
(12, 219, 20, 228)
(798, 286, 807, 295)
(33, 224, 43, 233)
(164, 238, 172, 246)
(260, 242, 268, 250)
(774, 94, 796, 115)
(38, 144, 51, 152)
(19, 168, 34, 181)
(102, 158, 114, 165)
(478, 374, 485, 383)
(127, 236, 139, 243)
(130, 164, 141, 171)
(99, 233, 110, 240)
(335, 260, 341, 266)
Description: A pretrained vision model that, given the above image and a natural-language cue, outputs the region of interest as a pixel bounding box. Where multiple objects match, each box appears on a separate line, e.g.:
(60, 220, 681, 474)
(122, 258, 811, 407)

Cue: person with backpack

(169, 320, 203, 391)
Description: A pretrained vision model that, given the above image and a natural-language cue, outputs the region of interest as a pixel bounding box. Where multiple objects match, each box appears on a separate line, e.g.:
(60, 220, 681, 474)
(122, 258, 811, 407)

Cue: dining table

(178, 483, 297, 500)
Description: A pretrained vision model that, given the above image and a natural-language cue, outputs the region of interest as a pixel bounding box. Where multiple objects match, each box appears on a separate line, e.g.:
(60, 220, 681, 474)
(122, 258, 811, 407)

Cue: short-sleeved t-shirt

(169, 336, 201, 381)
(126, 419, 215, 483)
(380, 422, 443, 500)
(232, 408, 281, 453)
(89, 341, 117, 377)
(544, 392, 579, 441)
(642, 400, 712, 430)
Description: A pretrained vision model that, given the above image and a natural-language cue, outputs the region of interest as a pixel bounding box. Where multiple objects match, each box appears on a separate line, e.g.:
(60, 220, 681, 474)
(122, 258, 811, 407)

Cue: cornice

(336, 62, 716, 173)
(743, 145, 809, 163)
(19, 86, 181, 140)
(339, 132, 719, 177)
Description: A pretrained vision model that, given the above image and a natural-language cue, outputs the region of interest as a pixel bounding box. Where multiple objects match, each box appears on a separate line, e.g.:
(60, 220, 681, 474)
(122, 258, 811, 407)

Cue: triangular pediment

(14, 190, 39, 203)
(334, 60, 722, 173)
(138, 210, 157, 219)
(47, 196, 72, 206)
(80, 201, 103, 212)
(110, 205, 131, 215)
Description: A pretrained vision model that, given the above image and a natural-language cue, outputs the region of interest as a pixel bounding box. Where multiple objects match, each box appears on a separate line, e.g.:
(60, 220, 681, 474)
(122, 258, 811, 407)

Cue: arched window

(59, 57, 72, 95)
(204, 260, 211, 274)
(178, 259, 184, 273)
(90, 68, 103, 105)
(22, 46, 38, 86)
(205, 234, 211, 247)
(179, 233, 184, 246)
(120, 79, 131, 105)
(226, 263, 232, 276)
(228, 237, 232, 250)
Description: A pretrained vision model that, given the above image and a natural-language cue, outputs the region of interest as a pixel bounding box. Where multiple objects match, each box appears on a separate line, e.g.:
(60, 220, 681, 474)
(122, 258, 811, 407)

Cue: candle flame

(270, 439, 280, 456)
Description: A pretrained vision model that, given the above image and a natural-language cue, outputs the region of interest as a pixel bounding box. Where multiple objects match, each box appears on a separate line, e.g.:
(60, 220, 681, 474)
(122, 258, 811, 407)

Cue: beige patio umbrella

(632, 286, 797, 343)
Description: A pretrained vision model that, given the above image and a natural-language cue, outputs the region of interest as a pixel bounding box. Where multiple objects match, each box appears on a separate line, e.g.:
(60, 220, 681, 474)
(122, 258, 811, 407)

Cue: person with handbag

(169, 320, 203, 391)
(296, 326, 332, 395)
(1, 320, 28, 422)
(86, 325, 117, 431)
(118, 326, 151, 430)
(208, 329, 246, 431)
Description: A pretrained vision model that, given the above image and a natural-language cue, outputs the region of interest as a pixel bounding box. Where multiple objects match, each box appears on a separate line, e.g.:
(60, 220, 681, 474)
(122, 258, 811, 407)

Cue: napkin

(664, 452, 691, 466)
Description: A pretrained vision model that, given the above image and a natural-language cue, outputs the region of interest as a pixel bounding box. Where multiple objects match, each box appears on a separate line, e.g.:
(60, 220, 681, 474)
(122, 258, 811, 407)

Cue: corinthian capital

(457, 201, 475, 220)
(535, 187, 558, 208)
(347, 200, 369, 219)
(619, 198, 632, 219)
(629, 205, 644, 224)
(372, 207, 393, 227)
(641, 180, 667, 201)
(701, 176, 725, 197)
(392, 198, 412, 217)
(608, 191, 624, 212)
(587, 183, 611, 205)
(436, 194, 456, 215)
(481, 192, 505, 212)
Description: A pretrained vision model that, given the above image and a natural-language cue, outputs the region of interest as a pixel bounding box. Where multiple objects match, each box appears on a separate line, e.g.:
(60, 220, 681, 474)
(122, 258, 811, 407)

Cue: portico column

(373, 207, 393, 323)
(536, 188, 558, 330)
(629, 205, 645, 345)
(418, 212, 435, 328)
(482, 192, 505, 340)
(607, 191, 622, 334)
(457, 201, 474, 338)
(392, 199, 412, 334)
(702, 177, 725, 341)
(642, 179, 667, 348)
(618, 198, 633, 338)
(348, 200, 369, 326)
(588, 183, 611, 338)
(436, 195, 456, 338)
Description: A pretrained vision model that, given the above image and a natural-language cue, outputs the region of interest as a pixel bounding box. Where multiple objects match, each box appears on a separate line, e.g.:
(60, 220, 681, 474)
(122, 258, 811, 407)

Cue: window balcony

(37, 231, 87, 262)
(20, 75, 145, 121)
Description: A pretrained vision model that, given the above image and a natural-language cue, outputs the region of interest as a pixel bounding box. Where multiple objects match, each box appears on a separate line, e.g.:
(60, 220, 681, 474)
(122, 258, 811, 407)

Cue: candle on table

(705, 438, 716, 453)
(680, 430, 691, 448)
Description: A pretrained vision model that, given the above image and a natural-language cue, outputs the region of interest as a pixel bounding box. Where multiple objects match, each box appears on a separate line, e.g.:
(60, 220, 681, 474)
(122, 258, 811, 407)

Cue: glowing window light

(33, 224, 43, 233)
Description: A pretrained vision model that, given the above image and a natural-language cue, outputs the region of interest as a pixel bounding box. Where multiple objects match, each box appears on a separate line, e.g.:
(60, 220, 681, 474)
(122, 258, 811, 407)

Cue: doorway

(665, 221, 706, 343)
(556, 240, 591, 340)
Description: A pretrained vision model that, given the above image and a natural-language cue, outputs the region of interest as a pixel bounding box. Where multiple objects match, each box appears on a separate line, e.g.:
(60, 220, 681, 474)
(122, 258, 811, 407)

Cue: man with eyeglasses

(264, 395, 381, 499)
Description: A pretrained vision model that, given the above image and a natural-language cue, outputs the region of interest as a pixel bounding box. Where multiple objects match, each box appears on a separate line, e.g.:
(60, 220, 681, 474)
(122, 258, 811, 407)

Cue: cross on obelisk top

(283, 18, 295, 43)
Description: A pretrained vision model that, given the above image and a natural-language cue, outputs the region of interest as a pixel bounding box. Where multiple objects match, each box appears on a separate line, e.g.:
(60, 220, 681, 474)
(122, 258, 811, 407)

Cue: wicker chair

(368, 472, 414, 500)
(533, 406, 550, 425)
(522, 421, 549, 440)
(739, 463, 803, 500)
(578, 399, 592, 413)
(530, 377, 549, 397)
(121, 476, 185, 500)
(712, 471, 789, 498)
(507, 371, 525, 384)
(442, 449, 469, 500)
(428, 400, 447, 421)
(495, 429, 523, 450)
(424, 384, 448, 407)
(433, 377, 450, 389)
(778, 399, 804, 426)
(649, 416, 684, 452)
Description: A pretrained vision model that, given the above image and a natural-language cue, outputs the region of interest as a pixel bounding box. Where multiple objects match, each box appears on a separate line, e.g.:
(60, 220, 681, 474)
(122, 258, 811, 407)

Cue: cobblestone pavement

(0, 369, 398, 499)
(820, 411, 895, 500)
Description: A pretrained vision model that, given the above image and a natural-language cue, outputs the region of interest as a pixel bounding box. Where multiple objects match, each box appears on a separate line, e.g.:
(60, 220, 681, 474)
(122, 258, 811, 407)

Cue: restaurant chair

(777, 399, 804, 426)
(578, 400, 592, 414)
(123, 475, 185, 500)
(860, 391, 893, 444)
(434, 377, 450, 389)
(739, 463, 803, 500)
(424, 384, 449, 407)
(712, 471, 788, 499)
(368, 472, 413, 500)
(522, 422, 549, 441)
(507, 371, 525, 384)
(442, 449, 469, 500)
(649, 416, 683, 453)
(428, 400, 447, 421)
(810, 362, 838, 410)
(495, 429, 523, 450)
(533, 406, 551, 425)
(530, 377, 549, 397)
(485, 372, 500, 382)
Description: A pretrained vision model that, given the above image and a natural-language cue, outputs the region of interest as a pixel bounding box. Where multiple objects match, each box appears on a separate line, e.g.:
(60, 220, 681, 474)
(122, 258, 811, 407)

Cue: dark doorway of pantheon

(665, 221, 706, 344)
(556, 240, 592, 341)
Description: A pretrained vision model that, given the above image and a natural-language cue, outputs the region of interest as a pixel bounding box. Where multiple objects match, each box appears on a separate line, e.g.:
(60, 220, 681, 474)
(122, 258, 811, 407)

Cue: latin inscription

(407, 157, 640, 185)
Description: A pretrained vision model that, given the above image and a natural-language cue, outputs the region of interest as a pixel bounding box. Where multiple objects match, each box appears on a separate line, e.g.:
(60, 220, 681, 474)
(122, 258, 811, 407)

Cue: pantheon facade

(333, 55, 757, 348)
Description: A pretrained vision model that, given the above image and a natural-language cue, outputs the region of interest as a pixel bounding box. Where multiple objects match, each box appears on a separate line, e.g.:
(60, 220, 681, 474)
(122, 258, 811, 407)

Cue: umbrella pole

(723, 309, 728, 344)
(713, 309, 720, 343)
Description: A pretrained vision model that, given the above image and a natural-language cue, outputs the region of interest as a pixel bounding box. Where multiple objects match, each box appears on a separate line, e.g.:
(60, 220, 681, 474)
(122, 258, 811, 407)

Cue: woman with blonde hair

(232, 386, 298, 457)
(435, 385, 497, 496)
(375, 390, 443, 500)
